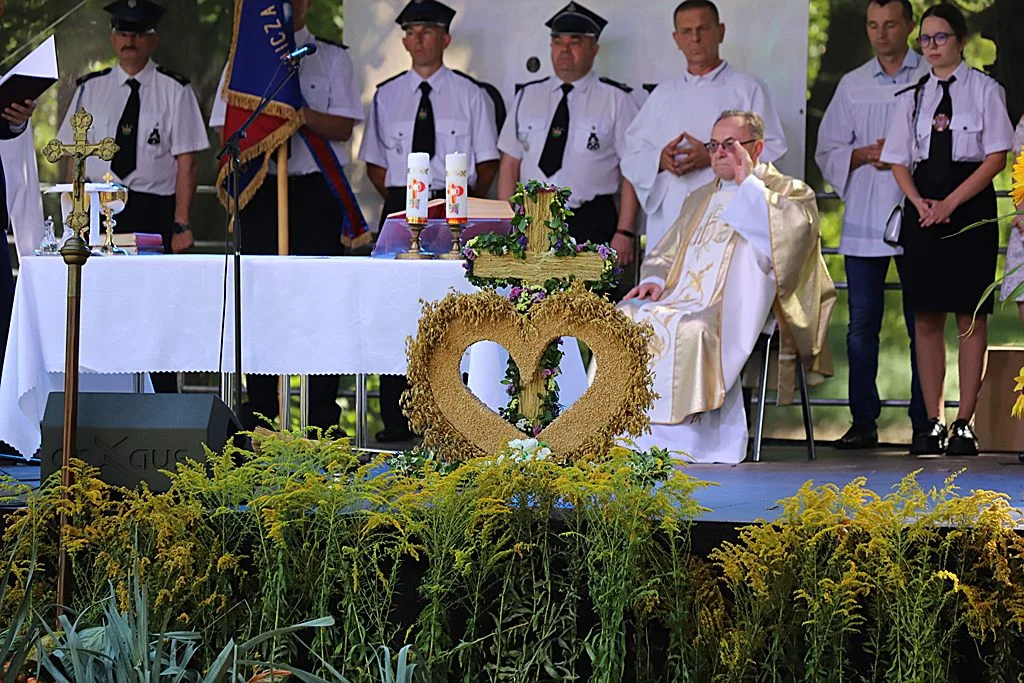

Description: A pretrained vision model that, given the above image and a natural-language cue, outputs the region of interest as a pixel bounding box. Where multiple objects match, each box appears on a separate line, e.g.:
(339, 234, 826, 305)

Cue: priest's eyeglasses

(704, 138, 757, 153)
(917, 32, 951, 47)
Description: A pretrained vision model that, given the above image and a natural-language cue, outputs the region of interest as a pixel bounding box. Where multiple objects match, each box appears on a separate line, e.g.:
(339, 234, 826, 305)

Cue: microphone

(283, 42, 317, 64)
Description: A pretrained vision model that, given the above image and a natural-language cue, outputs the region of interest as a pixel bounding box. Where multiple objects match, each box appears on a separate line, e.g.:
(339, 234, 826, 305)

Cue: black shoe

(945, 419, 979, 456)
(910, 418, 946, 455)
(375, 429, 414, 443)
(833, 425, 878, 450)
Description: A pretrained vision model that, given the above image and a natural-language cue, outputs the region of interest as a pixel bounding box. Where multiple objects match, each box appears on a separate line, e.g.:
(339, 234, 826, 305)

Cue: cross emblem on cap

(128, 0, 137, 7)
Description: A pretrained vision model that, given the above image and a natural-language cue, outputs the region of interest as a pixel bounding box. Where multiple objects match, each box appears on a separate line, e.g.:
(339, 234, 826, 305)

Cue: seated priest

(618, 110, 835, 464)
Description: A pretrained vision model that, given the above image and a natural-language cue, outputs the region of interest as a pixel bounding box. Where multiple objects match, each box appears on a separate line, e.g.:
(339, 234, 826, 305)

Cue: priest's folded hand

(675, 132, 710, 175)
(659, 133, 686, 175)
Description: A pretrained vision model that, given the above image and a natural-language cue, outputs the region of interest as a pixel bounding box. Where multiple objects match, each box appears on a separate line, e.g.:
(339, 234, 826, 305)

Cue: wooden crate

(975, 346, 1024, 452)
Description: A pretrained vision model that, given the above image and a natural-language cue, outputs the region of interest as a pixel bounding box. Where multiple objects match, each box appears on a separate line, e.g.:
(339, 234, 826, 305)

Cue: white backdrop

(345, 0, 809, 226)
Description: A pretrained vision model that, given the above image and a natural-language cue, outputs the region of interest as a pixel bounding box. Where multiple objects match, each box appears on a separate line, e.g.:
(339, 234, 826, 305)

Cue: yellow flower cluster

(1011, 146, 1024, 208)
(1013, 365, 1024, 419)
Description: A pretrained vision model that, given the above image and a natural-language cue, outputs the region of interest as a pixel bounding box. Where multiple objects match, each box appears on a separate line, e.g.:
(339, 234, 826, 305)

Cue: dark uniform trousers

(377, 185, 444, 436)
(568, 194, 636, 302)
(240, 172, 346, 433)
(115, 190, 179, 394)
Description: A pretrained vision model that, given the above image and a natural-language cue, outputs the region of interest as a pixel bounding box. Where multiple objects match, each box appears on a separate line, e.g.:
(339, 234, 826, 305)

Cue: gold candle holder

(100, 206, 128, 255)
(438, 219, 466, 260)
(396, 220, 432, 260)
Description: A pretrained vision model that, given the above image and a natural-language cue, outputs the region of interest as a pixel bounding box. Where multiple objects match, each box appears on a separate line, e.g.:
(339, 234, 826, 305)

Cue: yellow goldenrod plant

(1, 432, 1023, 680)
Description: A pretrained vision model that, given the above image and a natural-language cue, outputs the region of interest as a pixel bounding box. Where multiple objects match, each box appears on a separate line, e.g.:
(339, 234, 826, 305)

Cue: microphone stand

(216, 60, 301, 414)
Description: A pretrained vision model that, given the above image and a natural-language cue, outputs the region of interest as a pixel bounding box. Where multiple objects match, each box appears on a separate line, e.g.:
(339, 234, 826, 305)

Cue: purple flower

(532, 291, 547, 303)
(533, 424, 543, 436)
(463, 247, 477, 259)
(597, 245, 612, 259)
(576, 244, 585, 253)
(518, 235, 528, 249)
(507, 384, 517, 395)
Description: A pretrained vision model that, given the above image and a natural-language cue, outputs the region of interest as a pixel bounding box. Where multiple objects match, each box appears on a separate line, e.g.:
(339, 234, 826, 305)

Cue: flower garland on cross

(461, 180, 621, 436)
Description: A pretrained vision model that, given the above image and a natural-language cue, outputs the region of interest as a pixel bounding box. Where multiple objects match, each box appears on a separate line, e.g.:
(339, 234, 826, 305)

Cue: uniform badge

(147, 126, 161, 145)
(587, 132, 600, 151)
(933, 113, 951, 132)
(417, 108, 429, 121)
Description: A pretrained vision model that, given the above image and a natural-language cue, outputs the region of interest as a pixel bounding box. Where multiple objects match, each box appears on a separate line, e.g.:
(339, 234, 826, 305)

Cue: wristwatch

(173, 222, 190, 234)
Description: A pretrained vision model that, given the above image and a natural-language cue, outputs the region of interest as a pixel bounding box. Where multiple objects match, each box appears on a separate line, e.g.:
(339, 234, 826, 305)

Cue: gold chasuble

(620, 163, 835, 427)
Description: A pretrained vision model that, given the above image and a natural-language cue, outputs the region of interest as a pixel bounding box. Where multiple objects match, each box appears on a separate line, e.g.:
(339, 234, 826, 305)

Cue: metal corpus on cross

(470, 190, 606, 286)
(42, 108, 119, 235)
(470, 188, 606, 420)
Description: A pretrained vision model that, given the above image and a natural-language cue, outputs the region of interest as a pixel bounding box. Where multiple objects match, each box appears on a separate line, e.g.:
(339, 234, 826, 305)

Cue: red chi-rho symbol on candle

(408, 178, 427, 206)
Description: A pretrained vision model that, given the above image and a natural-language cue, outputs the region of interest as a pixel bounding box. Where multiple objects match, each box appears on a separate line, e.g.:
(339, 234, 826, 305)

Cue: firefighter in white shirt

(497, 2, 640, 274)
(60, 0, 208, 395)
(358, 0, 500, 443)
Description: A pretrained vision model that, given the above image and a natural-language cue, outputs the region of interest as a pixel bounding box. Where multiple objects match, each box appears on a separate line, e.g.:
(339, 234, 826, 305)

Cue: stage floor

(686, 446, 1024, 523)
(3, 445, 1023, 526)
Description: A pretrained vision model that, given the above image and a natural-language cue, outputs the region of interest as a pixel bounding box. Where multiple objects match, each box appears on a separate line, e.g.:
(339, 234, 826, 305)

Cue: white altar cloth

(0, 255, 475, 458)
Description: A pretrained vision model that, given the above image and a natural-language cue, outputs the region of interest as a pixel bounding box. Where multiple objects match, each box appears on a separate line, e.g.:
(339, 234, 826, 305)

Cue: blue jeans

(844, 255, 927, 431)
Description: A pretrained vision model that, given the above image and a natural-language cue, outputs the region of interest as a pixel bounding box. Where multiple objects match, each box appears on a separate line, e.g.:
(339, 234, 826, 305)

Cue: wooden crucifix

(471, 190, 606, 285)
(40, 106, 117, 619)
(471, 189, 607, 421)
(42, 108, 119, 236)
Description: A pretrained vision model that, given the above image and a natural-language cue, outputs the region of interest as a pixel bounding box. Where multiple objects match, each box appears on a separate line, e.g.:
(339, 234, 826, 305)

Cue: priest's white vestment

(618, 163, 835, 463)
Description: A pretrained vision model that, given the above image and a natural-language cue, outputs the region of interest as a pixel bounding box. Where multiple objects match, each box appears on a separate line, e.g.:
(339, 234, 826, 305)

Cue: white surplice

(622, 173, 777, 464)
(620, 62, 787, 255)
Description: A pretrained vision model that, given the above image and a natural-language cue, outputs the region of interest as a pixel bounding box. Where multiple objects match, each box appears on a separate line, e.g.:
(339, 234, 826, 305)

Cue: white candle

(445, 152, 468, 224)
(406, 152, 430, 225)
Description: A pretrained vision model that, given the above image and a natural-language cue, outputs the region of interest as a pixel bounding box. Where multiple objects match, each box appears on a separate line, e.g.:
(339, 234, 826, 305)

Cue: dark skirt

(900, 160, 998, 315)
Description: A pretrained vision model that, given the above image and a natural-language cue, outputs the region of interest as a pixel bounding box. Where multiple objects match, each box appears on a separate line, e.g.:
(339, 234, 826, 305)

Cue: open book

(0, 36, 58, 113)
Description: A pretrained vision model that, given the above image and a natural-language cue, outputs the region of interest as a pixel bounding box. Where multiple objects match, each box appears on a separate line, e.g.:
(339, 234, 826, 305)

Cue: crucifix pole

(41, 108, 118, 616)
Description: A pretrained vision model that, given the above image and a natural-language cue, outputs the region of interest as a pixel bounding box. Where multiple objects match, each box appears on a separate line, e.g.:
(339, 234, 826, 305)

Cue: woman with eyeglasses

(880, 3, 1013, 456)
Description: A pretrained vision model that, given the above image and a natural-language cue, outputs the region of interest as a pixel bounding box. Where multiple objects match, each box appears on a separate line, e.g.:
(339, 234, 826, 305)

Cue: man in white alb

(619, 111, 835, 464)
(621, 0, 787, 254)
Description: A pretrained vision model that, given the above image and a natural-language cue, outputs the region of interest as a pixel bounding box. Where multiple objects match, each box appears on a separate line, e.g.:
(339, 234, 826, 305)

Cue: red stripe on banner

(300, 128, 368, 242)
(219, 106, 291, 168)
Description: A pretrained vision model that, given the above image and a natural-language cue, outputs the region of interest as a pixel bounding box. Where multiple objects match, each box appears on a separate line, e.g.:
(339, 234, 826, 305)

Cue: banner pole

(277, 144, 290, 431)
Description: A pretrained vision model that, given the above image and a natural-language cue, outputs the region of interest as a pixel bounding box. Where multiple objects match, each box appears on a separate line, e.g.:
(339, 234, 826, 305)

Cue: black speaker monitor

(40, 393, 240, 491)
